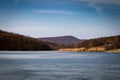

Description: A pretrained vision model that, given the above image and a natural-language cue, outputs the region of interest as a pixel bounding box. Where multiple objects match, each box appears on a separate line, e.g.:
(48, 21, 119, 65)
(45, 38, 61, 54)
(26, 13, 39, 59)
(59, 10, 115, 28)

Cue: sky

(0, 0, 120, 39)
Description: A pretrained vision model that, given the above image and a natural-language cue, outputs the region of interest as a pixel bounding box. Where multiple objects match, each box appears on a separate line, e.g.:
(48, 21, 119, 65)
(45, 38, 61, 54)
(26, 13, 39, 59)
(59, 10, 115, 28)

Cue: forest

(68, 35, 120, 50)
(0, 30, 120, 51)
(0, 30, 51, 50)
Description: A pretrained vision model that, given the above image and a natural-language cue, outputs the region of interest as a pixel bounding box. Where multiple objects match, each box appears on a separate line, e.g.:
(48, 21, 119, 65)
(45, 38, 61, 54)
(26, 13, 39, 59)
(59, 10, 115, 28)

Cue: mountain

(39, 36, 84, 45)
(0, 30, 51, 51)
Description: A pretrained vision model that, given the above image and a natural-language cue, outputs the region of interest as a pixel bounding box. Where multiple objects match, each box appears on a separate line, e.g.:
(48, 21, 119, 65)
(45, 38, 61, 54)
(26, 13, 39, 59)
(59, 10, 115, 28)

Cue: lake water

(0, 51, 120, 80)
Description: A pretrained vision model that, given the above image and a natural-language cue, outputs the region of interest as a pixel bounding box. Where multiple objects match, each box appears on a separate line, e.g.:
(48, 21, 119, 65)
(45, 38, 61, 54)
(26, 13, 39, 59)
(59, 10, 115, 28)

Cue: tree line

(68, 35, 120, 50)
(0, 30, 51, 51)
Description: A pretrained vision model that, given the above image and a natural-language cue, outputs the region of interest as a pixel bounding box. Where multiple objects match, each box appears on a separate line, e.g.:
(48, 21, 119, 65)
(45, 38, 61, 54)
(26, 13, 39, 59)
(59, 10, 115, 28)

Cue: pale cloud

(28, 0, 120, 5)
(33, 10, 79, 15)
(29, 0, 120, 14)
(87, 2, 102, 14)
(76, 0, 120, 13)
(78, 0, 120, 5)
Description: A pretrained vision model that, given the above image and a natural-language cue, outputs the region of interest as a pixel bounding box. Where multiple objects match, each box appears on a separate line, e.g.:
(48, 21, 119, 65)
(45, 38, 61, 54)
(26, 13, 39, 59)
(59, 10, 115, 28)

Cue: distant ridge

(39, 36, 84, 45)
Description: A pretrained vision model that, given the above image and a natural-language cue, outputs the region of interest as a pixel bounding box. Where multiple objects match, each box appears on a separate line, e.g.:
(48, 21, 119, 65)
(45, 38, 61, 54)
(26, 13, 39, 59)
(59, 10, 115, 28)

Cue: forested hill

(72, 35, 120, 50)
(59, 35, 120, 52)
(0, 30, 51, 51)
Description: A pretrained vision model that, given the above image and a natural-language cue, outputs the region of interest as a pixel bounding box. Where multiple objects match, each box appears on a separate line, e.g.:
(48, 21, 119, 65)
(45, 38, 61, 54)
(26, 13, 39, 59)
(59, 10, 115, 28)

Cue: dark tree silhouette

(71, 35, 120, 50)
(0, 30, 51, 51)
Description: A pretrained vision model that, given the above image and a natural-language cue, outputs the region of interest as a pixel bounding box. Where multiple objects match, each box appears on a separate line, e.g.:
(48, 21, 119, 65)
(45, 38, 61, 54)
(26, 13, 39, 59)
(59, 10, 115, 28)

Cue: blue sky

(0, 0, 120, 39)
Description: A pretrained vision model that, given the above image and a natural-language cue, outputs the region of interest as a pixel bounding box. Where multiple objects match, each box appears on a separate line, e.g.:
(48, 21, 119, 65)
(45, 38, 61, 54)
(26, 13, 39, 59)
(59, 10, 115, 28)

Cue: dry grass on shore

(59, 47, 120, 53)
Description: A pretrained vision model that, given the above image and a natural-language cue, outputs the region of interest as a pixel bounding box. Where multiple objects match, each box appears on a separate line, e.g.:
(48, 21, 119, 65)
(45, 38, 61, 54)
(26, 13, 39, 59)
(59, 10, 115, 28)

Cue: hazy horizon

(0, 0, 120, 39)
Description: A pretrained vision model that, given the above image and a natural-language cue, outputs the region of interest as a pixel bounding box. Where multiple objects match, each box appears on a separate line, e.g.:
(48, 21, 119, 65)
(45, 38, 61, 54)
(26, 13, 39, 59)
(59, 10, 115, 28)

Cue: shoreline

(59, 48, 120, 53)
(0, 49, 120, 53)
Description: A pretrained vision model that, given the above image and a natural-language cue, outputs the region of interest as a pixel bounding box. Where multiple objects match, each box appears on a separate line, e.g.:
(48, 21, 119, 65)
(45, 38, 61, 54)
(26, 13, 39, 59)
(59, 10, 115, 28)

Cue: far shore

(59, 47, 120, 53)
(0, 49, 120, 53)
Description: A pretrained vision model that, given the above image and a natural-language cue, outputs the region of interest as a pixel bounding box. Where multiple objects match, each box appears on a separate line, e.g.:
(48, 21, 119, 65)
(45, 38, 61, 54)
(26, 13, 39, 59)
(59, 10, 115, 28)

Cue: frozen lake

(0, 51, 120, 80)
